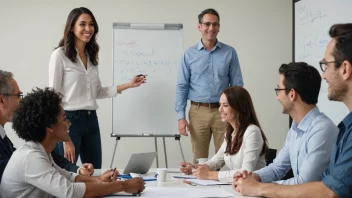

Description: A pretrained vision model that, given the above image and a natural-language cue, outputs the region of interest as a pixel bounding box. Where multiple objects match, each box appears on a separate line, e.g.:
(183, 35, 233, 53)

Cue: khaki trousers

(188, 104, 226, 164)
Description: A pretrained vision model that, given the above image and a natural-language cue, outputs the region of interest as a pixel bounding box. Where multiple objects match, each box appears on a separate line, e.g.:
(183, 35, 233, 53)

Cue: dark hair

(279, 62, 321, 105)
(57, 7, 99, 66)
(12, 88, 62, 143)
(328, 23, 352, 68)
(198, 8, 220, 24)
(222, 86, 268, 156)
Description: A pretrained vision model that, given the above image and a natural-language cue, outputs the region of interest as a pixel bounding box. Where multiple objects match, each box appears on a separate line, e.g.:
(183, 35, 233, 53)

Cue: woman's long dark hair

(222, 86, 268, 156)
(57, 7, 99, 66)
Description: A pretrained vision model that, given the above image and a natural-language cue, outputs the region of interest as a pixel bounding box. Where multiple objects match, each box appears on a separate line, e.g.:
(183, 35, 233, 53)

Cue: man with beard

(238, 62, 338, 187)
(234, 23, 352, 198)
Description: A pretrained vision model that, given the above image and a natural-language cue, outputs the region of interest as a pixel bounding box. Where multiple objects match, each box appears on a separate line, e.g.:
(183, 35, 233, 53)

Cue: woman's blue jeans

(54, 110, 102, 168)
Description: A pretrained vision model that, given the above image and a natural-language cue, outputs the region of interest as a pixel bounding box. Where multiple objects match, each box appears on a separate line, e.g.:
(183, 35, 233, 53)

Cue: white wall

(0, 0, 292, 169)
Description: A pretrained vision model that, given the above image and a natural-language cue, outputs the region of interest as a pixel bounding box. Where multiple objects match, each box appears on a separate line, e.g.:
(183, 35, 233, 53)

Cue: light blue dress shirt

(175, 40, 243, 120)
(254, 107, 338, 185)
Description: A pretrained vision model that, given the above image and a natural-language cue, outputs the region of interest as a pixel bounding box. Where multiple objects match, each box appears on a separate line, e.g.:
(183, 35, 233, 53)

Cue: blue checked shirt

(322, 112, 352, 197)
(254, 107, 338, 185)
(175, 40, 243, 120)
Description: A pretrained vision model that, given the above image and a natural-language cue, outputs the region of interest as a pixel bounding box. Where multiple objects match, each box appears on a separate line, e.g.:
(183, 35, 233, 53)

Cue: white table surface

(94, 168, 260, 198)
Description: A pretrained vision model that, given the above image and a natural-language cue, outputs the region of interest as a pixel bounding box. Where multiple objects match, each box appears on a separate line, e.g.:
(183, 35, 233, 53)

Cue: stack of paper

(184, 179, 230, 186)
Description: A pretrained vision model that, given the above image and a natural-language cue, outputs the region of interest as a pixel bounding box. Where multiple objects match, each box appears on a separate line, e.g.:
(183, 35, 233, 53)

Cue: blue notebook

(118, 174, 132, 179)
(119, 173, 157, 181)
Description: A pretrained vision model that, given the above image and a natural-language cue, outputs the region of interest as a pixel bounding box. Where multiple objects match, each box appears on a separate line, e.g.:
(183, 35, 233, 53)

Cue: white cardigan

(205, 124, 266, 183)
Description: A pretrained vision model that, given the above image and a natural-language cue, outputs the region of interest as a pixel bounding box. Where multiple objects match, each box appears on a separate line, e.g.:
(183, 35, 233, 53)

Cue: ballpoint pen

(183, 179, 197, 186)
(132, 191, 141, 196)
(110, 168, 116, 180)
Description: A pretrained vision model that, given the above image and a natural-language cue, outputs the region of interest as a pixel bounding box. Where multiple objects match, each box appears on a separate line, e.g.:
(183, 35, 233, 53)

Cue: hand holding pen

(123, 178, 145, 195)
(129, 74, 147, 88)
(180, 162, 196, 175)
(110, 168, 117, 180)
(98, 168, 119, 182)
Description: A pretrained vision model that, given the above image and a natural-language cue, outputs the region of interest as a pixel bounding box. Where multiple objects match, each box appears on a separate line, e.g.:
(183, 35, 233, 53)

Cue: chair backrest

(265, 148, 294, 180)
(265, 148, 277, 166)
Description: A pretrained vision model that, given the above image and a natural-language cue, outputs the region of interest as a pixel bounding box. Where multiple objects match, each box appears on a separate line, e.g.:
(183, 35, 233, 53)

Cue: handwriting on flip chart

(121, 49, 155, 57)
(296, 3, 329, 60)
(115, 40, 178, 81)
(296, 3, 330, 93)
(116, 40, 139, 47)
(297, 30, 329, 60)
(298, 4, 327, 26)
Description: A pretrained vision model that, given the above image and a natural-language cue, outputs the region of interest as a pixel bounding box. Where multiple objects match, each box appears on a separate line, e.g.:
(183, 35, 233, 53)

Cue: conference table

(94, 168, 260, 198)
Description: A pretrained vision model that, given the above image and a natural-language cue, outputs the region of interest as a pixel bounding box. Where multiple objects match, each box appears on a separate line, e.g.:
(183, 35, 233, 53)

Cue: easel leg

(110, 137, 120, 168)
(162, 137, 168, 168)
(178, 138, 186, 162)
(154, 137, 159, 168)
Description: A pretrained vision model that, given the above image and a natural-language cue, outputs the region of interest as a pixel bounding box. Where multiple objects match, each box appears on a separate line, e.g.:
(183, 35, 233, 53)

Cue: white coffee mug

(196, 158, 208, 164)
(157, 168, 167, 182)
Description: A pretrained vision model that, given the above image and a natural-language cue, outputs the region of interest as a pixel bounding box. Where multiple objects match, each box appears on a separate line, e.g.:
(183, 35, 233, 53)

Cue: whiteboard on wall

(294, 0, 349, 124)
(112, 23, 183, 136)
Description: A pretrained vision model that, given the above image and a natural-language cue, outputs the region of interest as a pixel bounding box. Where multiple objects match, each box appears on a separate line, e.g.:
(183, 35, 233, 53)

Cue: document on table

(172, 174, 197, 179)
(184, 179, 230, 186)
(109, 187, 233, 197)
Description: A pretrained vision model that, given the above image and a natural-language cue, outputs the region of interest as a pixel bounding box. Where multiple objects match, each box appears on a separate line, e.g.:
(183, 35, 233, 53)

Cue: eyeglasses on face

(201, 22, 219, 28)
(1, 93, 24, 99)
(319, 60, 341, 72)
(274, 88, 290, 96)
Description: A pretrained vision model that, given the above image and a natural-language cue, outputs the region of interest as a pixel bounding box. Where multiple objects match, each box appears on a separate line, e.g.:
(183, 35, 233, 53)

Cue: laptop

(123, 152, 157, 174)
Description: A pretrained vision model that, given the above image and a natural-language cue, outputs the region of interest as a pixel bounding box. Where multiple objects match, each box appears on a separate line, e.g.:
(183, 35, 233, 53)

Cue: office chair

(265, 148, 294, 180)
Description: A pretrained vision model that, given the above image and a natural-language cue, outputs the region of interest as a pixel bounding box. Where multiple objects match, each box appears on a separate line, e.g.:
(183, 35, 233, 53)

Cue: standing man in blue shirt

(176, 8, 244, 163)
(233, 23, 352, 198)
(236, 62, 338, 186)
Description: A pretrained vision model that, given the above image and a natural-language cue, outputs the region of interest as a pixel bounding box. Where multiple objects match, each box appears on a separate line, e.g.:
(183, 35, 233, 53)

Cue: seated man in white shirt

(0, 87, 145, 198)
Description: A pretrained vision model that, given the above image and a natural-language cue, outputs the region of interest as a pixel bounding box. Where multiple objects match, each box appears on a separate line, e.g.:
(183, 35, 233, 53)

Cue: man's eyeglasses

(319, 60, 341, 72)
(201, 22, 219, 28)
(1, 93, 24, 99)
(274, 88, 290, 96)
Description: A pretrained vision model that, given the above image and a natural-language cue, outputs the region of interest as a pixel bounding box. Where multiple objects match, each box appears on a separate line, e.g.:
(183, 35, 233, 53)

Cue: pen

(183, 179, 197, 186)
(136, 74, 147, 77)
(132, 192, 141, 196)
(113, 193, 141, 197)
(111, 168, 116, 179)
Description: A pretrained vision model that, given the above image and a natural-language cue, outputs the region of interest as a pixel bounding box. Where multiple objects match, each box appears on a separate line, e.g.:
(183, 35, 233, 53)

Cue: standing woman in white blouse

(180, 86, 268, 183)
(49, 7, 146, 168)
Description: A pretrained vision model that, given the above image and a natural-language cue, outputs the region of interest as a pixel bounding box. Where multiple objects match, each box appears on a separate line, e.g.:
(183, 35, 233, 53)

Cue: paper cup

(196, 158, 208, 164)
(157, 168, 167, 182)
